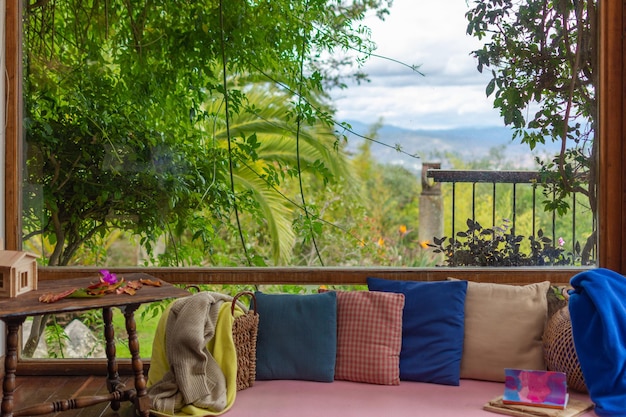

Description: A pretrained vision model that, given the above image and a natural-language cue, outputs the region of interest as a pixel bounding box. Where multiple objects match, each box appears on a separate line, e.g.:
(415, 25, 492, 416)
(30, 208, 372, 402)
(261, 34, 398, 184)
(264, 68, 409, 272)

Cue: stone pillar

(419, 163, 443, 262)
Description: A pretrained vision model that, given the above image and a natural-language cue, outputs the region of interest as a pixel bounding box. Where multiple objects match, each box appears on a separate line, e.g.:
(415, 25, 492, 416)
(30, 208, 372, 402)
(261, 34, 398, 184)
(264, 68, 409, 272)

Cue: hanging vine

(218, 0, 252, 266)
(294, 0, 325, 265)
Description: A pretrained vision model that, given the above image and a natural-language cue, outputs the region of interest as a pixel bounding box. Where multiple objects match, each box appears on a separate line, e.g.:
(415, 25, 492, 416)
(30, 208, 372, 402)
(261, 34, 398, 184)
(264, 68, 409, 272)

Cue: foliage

(466, 0, 597, 258)
(43, 316, 69, 359)
(284, 122, 433, 267)
(429, 219, 579, 267)
(22, 0, 393, 267)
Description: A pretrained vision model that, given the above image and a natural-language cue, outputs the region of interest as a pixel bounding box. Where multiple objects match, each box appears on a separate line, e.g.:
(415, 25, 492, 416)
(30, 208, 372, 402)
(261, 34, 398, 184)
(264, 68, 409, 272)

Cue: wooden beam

(598, 0, 626, 272)
(38, 266, 585, 286)
(4, 0, 22, 251)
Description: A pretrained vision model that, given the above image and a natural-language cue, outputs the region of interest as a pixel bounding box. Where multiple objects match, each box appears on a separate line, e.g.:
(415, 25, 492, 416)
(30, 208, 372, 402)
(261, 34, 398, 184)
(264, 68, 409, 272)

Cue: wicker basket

(231, 291, 259, 391)
(543, 306, 587, 393)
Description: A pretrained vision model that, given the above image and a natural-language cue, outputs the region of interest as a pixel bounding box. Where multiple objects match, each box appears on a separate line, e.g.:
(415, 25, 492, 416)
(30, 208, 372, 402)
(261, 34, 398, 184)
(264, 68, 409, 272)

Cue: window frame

(6, 1, 623, 275)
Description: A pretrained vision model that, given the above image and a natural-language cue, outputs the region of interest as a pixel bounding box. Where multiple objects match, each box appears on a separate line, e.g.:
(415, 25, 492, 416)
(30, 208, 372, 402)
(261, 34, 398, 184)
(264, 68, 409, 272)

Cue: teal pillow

(366, 277, 467, 386)
(255, 291, 337, 382)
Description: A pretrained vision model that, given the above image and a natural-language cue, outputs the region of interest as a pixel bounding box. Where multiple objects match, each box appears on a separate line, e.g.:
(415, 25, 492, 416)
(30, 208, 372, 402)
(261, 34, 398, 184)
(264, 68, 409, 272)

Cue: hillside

(339, 121, 561, 173)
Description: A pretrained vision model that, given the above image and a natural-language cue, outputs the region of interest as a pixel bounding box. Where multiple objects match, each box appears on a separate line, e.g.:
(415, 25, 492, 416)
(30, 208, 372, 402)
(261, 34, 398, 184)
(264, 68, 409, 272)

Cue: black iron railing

(425, 167, 596, 264)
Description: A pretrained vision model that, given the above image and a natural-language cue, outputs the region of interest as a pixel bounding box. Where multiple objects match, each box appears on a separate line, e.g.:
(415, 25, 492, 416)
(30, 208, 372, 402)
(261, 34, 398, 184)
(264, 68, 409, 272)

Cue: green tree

(465, 0, 597, 261)
(149, 84, 357, 266)
(23, 0, 391, 268)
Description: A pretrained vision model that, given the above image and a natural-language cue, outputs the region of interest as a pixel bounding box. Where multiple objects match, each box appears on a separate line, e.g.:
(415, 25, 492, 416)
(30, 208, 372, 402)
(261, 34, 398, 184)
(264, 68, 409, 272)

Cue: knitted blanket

(148, 292, 241, 416)
(569, 268, 626, 417)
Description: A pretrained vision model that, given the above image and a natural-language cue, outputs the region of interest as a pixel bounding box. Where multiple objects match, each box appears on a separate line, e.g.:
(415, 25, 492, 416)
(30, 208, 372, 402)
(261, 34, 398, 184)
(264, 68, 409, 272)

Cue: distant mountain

(338, 120, 560, 173)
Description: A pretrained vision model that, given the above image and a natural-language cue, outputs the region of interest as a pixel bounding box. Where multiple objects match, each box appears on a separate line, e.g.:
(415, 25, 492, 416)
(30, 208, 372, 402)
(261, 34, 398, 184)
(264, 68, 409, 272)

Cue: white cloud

(330, 0, 503, 130)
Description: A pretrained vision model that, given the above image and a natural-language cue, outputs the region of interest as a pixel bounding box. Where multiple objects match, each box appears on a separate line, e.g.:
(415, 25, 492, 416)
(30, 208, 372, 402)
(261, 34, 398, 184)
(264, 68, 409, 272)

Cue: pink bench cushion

(226, 380, 597, 417)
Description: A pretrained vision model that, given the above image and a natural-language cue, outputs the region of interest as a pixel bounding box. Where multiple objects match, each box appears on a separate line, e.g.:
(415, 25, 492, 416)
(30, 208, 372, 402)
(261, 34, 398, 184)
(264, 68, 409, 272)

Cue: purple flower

(558, 237, 565, 247)
(100, 269, 118, 285)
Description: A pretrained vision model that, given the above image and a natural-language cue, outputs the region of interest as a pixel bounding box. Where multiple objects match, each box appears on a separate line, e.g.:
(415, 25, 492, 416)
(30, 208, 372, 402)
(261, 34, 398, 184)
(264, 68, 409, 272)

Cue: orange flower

(419, 240, 430, 249)
(377, 237, 385, 247)
(399, 225, 408, 235)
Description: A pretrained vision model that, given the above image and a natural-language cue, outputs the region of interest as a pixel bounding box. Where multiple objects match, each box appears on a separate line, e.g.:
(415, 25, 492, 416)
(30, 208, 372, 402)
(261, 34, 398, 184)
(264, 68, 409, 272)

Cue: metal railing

(425, 167, 596, 264)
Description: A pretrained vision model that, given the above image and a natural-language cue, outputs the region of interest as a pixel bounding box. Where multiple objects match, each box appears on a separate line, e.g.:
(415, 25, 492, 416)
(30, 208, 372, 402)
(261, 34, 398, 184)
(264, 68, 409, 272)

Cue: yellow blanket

(148, 301, 243, 416)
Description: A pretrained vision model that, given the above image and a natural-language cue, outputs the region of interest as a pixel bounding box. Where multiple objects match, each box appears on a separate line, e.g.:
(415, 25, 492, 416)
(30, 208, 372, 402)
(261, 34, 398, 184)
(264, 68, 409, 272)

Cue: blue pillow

(255, 291, 337, 382)
(366, 277, 467, 386)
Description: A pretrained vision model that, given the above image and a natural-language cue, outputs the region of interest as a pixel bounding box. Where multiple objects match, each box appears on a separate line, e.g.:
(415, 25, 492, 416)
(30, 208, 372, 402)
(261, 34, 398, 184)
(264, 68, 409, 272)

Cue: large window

(15, 0, 600, 270)
(5, 2, 626, 366)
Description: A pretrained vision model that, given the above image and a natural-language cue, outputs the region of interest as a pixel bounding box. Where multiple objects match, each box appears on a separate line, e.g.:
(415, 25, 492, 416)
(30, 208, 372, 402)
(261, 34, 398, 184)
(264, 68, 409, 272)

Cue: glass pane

(23, 0, 595, 266)
(21, 304, 166, 360)
(19, 0, 596, 357)
(21, 0, 597, 270)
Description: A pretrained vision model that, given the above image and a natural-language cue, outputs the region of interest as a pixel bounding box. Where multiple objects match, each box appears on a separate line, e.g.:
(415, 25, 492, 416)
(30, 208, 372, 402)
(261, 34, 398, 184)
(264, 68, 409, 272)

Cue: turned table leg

(1, 318, 26, 417)
(103, 307, 123, 411)
(122, 303, 150, 417)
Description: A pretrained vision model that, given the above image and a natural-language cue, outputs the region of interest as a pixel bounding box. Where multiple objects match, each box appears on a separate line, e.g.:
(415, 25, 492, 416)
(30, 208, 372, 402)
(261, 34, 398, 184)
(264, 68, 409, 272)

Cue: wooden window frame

(6, 1, 624, 277)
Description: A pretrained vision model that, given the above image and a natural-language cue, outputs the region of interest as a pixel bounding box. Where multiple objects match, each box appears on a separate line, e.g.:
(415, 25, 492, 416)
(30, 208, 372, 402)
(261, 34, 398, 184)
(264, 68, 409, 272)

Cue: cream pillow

(450, 279, 550, 382)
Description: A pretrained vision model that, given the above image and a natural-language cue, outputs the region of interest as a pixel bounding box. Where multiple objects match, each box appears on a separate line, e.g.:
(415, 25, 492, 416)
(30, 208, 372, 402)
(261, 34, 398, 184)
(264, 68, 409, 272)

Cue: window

(16, 1, 602, 270)
(19, 271, 27, 289)
(2, 1, 625, 370)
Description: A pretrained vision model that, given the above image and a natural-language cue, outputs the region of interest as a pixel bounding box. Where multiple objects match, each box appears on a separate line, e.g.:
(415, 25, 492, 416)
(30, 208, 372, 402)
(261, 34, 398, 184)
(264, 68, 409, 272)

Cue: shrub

(428, 219, 577, 267)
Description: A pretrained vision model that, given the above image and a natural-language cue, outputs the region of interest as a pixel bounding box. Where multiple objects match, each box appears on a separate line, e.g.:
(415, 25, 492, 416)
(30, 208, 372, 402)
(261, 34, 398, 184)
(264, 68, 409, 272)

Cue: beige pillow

(451, 279, 550, 382)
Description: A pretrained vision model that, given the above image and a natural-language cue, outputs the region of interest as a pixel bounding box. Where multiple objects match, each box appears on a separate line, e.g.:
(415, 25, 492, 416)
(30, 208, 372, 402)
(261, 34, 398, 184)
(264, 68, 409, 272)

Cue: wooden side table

(0, 273, 189, 417)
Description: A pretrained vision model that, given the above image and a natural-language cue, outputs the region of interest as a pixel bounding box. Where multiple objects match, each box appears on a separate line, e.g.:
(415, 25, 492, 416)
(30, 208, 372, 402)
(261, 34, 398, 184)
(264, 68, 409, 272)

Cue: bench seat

(227, 379, 596, 417)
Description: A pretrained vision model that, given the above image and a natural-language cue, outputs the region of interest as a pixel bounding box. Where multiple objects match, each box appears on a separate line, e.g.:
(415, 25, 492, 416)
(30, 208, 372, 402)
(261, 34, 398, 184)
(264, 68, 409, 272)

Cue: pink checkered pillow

(329, 290, 405, 385)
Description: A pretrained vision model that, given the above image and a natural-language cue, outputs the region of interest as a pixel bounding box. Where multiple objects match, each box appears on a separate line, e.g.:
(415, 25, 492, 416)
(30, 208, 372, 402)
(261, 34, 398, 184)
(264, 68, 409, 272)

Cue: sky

(330, 0, 503, 130)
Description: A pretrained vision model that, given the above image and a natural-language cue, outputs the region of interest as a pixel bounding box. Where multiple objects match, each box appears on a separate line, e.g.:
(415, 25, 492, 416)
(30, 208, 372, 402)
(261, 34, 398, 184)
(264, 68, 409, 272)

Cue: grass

(111, 301, 170, 359)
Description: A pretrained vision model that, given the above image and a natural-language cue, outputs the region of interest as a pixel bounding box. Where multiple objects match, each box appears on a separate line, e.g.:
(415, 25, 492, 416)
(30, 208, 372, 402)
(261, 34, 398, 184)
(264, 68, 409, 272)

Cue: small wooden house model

(0, 250, 38, 297)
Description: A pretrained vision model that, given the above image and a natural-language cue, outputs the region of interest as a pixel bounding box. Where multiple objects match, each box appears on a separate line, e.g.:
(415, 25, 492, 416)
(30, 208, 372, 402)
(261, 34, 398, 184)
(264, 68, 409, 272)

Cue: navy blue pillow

(366, 277, 467, 386)
(255, 291, 337, 382)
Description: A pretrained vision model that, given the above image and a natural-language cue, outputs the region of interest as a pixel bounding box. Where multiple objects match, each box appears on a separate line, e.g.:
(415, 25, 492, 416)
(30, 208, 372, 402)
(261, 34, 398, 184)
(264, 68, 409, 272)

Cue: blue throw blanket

(569, 268, 626, 417)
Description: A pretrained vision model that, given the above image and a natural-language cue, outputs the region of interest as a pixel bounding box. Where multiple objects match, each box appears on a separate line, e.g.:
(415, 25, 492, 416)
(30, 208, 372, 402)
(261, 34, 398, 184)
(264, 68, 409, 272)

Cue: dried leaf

(126, 280, 143, 290)
(39, 288, 78, 303)
(139, 278, 162, 287)
(117, 285, 137, 295)
(87, 278, 126, 295)
(68, 288, 105, 299)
